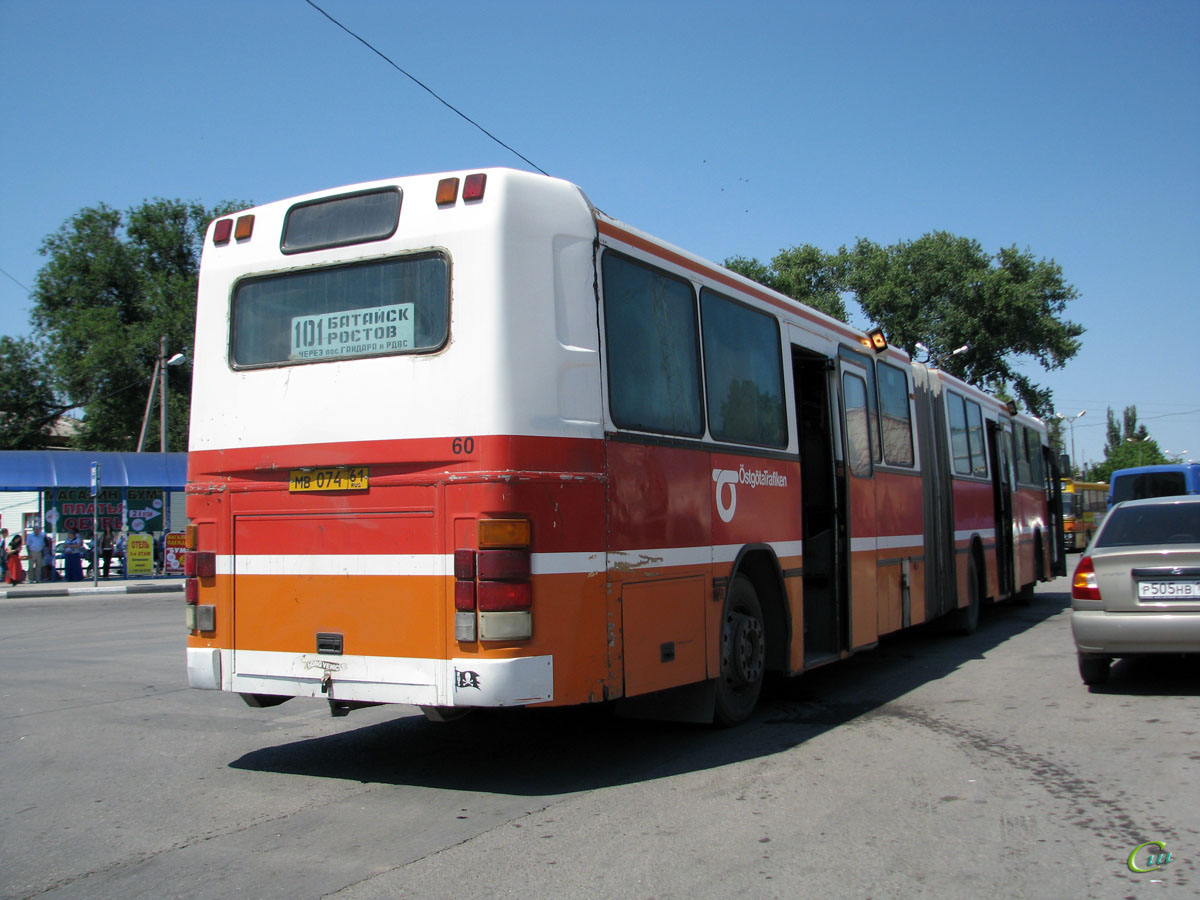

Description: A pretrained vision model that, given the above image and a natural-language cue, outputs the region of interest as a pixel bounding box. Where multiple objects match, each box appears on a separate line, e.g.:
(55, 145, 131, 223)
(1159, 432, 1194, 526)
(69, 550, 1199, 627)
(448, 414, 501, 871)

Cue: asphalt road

(1, 570, 1196, 899)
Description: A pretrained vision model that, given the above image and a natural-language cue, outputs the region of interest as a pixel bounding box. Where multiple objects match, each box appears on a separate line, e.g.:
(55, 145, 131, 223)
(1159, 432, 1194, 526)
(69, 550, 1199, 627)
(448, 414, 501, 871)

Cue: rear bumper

(1071, 610, 1200, 656)
(186, 647, 553, 707)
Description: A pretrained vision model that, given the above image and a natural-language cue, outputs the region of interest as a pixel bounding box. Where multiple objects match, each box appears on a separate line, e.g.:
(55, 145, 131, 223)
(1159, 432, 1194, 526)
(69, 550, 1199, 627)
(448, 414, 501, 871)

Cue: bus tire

(953, 555, 981, 636)
(714, 575, 766, 727)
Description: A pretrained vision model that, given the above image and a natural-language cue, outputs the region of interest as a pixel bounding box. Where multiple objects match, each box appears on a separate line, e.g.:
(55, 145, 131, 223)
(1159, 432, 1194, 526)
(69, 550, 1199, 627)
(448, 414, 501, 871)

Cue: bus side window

(877, 362, 914, 467)
(843, 372, 872, 477)
(601, 252, 703, 437)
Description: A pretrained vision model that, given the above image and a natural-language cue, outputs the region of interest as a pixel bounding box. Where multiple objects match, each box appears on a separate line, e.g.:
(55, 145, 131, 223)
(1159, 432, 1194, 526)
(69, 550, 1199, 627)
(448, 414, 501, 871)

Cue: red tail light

(477, 549, 530, 580)
(478, 581, 532, 611)
(184, 551, 216, 578)
(185, 578, 200, 604)
(1072, 556, 1101, 601)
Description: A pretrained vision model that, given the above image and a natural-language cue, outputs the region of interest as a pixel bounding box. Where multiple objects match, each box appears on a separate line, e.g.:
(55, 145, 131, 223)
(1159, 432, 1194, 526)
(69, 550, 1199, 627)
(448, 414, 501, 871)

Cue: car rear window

(1094, 503, 1200, 547)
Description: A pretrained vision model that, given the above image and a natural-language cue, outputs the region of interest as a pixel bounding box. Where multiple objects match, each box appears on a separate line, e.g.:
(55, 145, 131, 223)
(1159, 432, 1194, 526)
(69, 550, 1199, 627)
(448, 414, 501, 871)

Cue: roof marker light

(234, 215, 255, 241)
(462, 173, 487, 202)
(436, 177, 459, 206)
(213, 219, 233, 244)
(867, 327, 888, 353)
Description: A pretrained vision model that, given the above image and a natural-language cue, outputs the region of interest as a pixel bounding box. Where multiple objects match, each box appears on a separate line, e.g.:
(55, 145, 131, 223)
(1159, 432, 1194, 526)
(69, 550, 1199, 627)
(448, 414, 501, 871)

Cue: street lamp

(137, 336, 186, 453)
(914, 342, 969, 367)
(1055, 409, 1086, 477)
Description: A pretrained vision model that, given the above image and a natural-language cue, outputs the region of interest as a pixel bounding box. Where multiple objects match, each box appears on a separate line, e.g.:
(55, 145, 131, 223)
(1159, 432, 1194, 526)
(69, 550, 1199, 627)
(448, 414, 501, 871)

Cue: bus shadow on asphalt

(229, 590, 1072, 795)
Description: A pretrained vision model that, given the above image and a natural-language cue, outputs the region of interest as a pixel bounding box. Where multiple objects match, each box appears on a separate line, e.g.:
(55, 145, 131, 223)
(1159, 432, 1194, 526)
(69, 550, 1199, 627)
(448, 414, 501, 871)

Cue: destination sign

(290, 303, 415, 361)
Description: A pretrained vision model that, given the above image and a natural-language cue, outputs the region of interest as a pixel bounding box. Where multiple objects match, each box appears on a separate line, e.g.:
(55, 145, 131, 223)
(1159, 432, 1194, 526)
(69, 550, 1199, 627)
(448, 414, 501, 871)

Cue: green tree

(843, 233, 1082, 417)
(726, 232, 1082, 418)
(0, 336, 61, 449)
(725, 245, 849, 322)
(1088, 405, 1166, 481)
(31, 198, 245, 451)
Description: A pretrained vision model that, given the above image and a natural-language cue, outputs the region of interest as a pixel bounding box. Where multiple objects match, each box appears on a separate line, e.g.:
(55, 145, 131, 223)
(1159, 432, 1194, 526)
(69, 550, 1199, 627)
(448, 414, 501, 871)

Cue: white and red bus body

(185, 168, 1062, 723)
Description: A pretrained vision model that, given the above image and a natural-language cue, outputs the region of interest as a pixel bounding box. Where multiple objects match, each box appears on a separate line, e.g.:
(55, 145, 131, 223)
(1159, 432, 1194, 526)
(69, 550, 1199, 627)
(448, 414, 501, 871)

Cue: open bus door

(987, 420, 1016, 597)
(792, 347, 847, 665)
(1045, 447, 1066, 576)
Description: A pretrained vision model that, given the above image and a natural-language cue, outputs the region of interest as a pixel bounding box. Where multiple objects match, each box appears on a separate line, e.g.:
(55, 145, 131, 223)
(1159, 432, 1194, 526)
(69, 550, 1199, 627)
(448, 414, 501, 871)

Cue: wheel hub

(726, 611, 765, 687)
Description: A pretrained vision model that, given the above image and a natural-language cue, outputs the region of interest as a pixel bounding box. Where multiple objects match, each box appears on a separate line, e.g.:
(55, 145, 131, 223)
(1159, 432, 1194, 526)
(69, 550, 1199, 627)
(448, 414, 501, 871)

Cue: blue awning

(0, 451, 187, 490)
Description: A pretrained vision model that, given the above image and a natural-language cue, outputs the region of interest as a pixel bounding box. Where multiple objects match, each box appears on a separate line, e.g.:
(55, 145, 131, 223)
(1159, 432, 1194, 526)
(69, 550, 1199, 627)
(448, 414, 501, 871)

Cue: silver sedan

(1070, 494, 1200, 685)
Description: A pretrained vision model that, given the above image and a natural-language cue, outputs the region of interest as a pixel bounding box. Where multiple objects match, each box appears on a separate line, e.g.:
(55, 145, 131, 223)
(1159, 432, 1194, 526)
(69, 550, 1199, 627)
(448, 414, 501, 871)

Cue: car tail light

(1072, 556, 1101, 601)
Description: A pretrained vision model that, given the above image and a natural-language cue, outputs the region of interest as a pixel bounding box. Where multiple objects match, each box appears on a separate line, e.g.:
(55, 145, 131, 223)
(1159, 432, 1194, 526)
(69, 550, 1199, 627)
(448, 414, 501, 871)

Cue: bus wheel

(714, 575, 766, 727)
(953, 555, 981, 636)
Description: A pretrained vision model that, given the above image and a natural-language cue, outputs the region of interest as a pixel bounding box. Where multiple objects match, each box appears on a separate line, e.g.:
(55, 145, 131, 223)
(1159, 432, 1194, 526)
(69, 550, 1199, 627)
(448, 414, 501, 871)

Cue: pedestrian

(7, 530, 24, 585)
(0, 528, 8, 575)
(43, 532, 55, 582)
(101, 527, 115, 579)
(62, 529, 85, 582)
(115, 531, 127, 577)
(24, 523, 47, 584)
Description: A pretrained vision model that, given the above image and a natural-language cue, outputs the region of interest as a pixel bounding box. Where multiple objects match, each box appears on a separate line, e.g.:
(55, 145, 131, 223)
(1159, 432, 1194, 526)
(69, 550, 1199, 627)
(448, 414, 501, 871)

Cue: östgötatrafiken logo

(712, 466, 789, 523)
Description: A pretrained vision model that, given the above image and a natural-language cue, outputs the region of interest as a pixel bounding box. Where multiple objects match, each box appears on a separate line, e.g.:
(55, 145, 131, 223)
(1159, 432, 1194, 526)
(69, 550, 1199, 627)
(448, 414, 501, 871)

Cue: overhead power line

(0, 267, 31, 294)
(303, 0, 548, 176)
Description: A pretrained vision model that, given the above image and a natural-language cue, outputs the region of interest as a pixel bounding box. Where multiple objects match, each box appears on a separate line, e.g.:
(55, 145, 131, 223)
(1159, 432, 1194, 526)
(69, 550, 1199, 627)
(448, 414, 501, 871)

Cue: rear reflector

(462, 173, 487, 201)
(454, 580, 476, 612)
(185, 578, 199, 604)
(454, 549, 476, 580)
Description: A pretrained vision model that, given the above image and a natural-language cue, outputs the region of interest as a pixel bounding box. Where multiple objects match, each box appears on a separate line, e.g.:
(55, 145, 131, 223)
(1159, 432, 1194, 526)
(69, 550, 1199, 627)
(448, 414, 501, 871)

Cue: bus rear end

(184, 169, 609, 716)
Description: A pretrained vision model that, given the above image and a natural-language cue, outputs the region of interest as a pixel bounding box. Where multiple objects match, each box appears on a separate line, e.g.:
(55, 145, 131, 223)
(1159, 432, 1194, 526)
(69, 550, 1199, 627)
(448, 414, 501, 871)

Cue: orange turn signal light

(477, 518, 530, 549)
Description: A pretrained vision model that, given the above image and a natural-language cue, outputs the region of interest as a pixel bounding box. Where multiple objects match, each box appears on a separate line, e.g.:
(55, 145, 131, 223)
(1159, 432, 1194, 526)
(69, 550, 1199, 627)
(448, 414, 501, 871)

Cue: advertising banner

(42, 488, 165, 535)
(126, 533, 155, 576)
(164, 532, 186, 575)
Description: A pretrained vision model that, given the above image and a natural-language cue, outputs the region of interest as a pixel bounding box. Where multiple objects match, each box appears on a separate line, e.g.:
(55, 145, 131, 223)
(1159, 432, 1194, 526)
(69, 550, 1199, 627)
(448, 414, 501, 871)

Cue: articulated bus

(1061, 478, 1108, 551)
(184, 169, 1064, 726)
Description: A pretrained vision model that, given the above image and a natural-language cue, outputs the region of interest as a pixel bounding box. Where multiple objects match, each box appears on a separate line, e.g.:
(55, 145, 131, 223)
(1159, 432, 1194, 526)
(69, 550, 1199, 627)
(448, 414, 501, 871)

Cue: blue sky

(1, 0, 1196, 467)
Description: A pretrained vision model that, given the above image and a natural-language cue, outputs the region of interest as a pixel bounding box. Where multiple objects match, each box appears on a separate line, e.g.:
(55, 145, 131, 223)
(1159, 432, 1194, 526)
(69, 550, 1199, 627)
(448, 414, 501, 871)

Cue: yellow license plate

(289, 466, 369, 492)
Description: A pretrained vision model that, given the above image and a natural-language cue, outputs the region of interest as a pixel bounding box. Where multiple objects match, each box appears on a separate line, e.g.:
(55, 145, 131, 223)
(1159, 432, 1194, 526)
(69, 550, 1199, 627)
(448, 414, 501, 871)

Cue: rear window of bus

(1111, 471, 1188, 504)
(230, 253, 449, 368)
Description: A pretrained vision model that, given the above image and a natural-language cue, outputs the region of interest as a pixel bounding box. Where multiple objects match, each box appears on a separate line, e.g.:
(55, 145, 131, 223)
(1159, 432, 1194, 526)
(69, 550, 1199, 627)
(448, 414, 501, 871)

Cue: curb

(0, 581, 184, 600)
